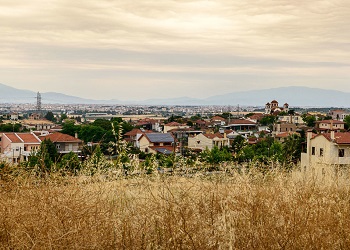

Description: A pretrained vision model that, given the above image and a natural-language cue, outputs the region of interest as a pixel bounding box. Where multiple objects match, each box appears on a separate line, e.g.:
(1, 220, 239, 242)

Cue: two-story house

(315, 120, 345, 132)
(163, 122, 190, 133)
(0, 132, 41, 163)
(301, 130, 350, 171)
(39, 132, 82, 155)
(139, 133, 176, 154)
(188, 133, 229, 151)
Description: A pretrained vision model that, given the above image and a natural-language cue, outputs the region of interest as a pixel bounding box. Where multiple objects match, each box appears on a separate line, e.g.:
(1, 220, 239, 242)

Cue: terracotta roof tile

(40, 132, 82, 143)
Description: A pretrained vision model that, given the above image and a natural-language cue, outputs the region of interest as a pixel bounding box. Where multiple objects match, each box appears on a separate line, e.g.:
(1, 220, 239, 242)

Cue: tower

(36, 92, 42, 112)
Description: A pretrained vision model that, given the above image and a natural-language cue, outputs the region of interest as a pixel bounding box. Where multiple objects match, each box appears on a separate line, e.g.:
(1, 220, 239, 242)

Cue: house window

(312, 147, 315, 155)
(339, 149, 345, 157)
(320, 148, 324, 156)
(153, 143, 160, 146)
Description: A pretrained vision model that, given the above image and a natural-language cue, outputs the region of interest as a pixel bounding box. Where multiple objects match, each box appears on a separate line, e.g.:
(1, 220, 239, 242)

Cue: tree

(259, 115, 277, 126)
(29, 139, 58, 171)
(62, 120, 80, 137)
(344, 115, 350, 130)
(231, 135, 246, 154)
(302, 114, 316, 127)
(44, 111, 55, 122)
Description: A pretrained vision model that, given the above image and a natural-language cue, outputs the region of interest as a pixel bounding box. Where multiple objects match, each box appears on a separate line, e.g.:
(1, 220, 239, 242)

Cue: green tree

(302, 115, 316, 127)
(344, 115, 350, 130)
(231, 135, 246, 154)
(45, 111, 55, 122)
(260, 115, 277, 126)
(62, 120, 80, 137)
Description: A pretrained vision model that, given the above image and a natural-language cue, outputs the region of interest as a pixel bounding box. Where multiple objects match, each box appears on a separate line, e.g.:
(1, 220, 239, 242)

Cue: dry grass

(1, 168, 350, 249)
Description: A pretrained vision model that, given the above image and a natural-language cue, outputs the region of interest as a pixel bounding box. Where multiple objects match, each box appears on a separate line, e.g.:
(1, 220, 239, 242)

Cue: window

(312, 147, 315, 155)
(339, 149, 345, 157)
(56, 144, 61, 149)
(320, 148, 324, 156)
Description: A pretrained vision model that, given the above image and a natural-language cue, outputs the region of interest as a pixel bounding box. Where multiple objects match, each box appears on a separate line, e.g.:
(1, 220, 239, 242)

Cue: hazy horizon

(1, 1, 349, 101)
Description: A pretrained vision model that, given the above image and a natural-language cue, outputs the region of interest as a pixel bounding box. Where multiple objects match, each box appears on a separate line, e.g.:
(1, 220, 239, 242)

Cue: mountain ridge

(1, 83, 349, 107)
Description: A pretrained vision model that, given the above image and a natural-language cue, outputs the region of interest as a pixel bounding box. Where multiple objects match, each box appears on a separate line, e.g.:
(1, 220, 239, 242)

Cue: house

(315, 120, 345, 132)
(273, 122, 297, 135)
(328, 109, 349, 121)
(188, 133, 229, 151)
(163, 122, 190, 133)
(124, 128, 146, 148)
(274, 132, 298, 143)
(265, 100, 289, 114)
(301, 130, 350, 170)
(0, 132, 41, 163)
(222, 119, 257, 132)
(210, 116, 226, 126)
(139, 133, 176, 154)
(39, 132, 82, 155)
(22, 119, 55, 131)
(278, 115, 305, 125)
(135, 118, 162, 132)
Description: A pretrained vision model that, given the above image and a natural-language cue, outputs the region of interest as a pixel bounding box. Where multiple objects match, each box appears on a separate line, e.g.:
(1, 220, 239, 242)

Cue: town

(1, 98, 350, 174)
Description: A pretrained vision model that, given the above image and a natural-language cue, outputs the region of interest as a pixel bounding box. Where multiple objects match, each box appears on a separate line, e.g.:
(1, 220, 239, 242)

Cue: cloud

(0, 0, 349, 99)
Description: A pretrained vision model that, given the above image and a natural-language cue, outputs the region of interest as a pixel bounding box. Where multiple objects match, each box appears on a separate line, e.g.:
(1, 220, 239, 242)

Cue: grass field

(1, 167, 350, 249)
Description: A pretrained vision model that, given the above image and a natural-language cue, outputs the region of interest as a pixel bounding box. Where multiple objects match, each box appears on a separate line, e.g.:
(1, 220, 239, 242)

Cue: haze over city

(1, 0, 349, 101)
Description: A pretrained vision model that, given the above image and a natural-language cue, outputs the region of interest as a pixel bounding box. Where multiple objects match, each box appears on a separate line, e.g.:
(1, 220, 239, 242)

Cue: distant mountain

(0, 83, 115, 104)
(1, 83, 350, 107)
(202, 86, 350, 107)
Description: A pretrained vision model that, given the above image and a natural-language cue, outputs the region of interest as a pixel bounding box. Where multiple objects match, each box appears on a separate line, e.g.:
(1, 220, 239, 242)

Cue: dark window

(320, 148, 324, 156)
(339, 149, 345, 157)
(312, 147, 315, 155)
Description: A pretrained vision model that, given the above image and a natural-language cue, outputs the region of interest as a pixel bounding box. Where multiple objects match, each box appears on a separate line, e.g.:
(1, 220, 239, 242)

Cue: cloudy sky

(0, 0, 349, 101)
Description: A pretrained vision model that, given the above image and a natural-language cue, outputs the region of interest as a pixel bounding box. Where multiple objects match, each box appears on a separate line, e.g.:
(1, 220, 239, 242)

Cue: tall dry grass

(1, 168, 350, 249)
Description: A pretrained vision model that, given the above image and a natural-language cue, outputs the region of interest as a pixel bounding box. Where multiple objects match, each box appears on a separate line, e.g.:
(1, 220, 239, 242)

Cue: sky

(0, 0, 349, 101)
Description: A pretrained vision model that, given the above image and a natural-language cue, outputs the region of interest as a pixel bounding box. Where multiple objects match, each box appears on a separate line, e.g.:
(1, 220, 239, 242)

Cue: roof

(228, 119, 256, 125)
(320, 132, 350, 144)
(4, 133, 22, 143)
(145, 133, 174, 143)
(271, 100, 278, 103)
(40, 132, 82, 143)
(17, 133, 41, 143)
(316, 120, 345, 124)
(3, 133, 41, 144)
(149, 146, 175, 155)
(211, 116, 226, 121)
(165, 122, 182, 126)
(203, 133, 224, 139)
(275, 132, 297, 138)
(124, 128, 144, 136)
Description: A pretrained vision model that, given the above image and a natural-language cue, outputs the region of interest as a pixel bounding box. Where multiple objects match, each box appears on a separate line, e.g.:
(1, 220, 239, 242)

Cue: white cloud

(0, 0, 349, 99)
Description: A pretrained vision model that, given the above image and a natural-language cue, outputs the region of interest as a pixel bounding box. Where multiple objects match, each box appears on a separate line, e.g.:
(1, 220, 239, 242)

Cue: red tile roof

(211, 116, 226, 121)
(40, 132, 82, 143)
(316, 120, 345, 124)
(203, 133, 224, 139)
(18, 133, 41, 143)
(124, 128, 144, 136)
(4, 133, 22, 143)
(228, 119, 256, 125)
(321, 132, 350, 144)
(165, 122, 182, 126)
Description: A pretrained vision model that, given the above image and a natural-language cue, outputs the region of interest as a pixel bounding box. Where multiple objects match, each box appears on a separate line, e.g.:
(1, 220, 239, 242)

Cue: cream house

(188, 133, 229, 151)
(301, 131, 350, 170)
(163, 122, 190, 133)
(138, 133, 175, 154)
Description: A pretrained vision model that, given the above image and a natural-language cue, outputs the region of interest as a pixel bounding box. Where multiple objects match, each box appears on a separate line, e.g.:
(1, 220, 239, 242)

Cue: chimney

(306, 129, 313, 155)
(75, 132, 78, 139)
(330, 130, 335, 141)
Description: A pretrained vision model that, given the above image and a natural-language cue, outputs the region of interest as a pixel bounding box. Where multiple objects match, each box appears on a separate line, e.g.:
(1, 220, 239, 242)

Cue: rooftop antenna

(36, 91, 42, 112)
